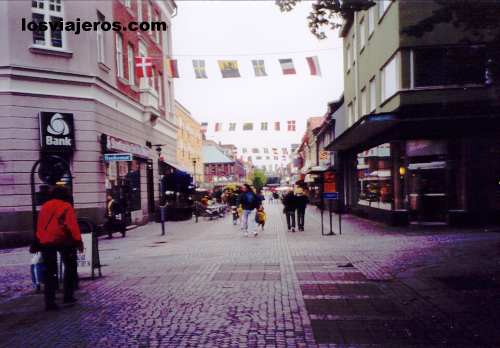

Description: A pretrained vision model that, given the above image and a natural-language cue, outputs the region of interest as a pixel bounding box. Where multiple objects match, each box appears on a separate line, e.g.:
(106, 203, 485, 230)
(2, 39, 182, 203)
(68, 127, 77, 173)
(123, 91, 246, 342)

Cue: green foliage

(251, 169, 267, 191)
(276, 0, 375, 39)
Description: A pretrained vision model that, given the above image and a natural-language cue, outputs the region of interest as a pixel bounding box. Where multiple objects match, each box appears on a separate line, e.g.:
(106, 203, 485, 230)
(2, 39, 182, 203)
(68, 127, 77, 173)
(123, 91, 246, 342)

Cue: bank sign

(39, 112, 75, 153)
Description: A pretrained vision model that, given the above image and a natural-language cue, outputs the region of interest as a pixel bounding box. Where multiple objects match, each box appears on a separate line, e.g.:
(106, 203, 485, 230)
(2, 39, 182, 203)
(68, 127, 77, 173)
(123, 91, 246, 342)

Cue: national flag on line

(279, 58, 296, 75)
(166, 58, 179, 78)
(306, 56, 321, 76)
(218, 60, 241, 78)
(252, 59, 267, 77)
(135, 56, 153, 78)
(214, 122, 222, 132)
(193, 59, 208, 79)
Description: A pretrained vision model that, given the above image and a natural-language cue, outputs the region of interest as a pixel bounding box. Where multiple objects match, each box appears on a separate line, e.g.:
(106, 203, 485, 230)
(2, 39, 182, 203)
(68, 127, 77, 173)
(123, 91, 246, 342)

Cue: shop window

(413, 46, 486, 88)
(356, 143, 393, 210)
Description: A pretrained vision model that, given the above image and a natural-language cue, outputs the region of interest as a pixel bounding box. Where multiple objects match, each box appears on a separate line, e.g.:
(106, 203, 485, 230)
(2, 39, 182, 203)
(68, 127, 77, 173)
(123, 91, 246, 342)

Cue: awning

(325, 113, 399, 151)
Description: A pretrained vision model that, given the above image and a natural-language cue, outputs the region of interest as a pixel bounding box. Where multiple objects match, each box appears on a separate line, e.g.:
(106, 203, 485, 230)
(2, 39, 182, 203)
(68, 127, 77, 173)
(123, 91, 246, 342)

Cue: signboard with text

(39, 112, 75, 153)
(104, 153, 133, 162)
(323, 171, 338, 200)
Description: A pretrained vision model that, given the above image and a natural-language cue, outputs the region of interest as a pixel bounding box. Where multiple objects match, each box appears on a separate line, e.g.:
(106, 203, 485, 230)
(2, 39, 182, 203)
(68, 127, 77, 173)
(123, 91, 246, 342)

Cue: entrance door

(146, 160, 155, 216)
(408, 161, 447, 223)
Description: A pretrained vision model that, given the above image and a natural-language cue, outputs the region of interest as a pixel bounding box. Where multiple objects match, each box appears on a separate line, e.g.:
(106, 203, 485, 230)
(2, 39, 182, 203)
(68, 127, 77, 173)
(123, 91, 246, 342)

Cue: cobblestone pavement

(1, 203, 500, 347)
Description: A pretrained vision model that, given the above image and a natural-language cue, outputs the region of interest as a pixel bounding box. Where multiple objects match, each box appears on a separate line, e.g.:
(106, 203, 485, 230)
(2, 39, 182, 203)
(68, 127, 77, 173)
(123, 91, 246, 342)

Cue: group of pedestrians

(282, 187, 309, 232)
(236, 184, 266, 237)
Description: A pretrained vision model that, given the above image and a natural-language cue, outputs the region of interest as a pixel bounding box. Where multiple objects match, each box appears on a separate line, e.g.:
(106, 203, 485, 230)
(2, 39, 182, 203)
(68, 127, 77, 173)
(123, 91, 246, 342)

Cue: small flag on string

(193, 59, 207, 79)
(279, 58, 296, 75)
(218, 60, 241, 78)
(306, 56, 321, 76)
(135, 56, 153, 78)
(201, 122, 208, 133)
(166, 58, 179, 78)
(214, 122, 222, 132)
(252, 59, 267, 77)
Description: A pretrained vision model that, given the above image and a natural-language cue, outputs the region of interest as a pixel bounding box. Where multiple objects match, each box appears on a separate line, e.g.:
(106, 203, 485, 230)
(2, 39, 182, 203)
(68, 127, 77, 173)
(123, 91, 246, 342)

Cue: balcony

(140, 86, 159, 110)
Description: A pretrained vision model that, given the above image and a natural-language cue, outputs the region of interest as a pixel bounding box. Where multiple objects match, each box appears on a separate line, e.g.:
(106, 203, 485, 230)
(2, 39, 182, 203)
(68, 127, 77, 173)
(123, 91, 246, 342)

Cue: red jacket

(36, 199, 81, 245)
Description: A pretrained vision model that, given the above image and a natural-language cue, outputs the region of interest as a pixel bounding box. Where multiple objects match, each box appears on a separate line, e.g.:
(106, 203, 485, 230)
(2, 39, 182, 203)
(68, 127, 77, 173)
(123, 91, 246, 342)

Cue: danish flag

(135, 56, 153, 78)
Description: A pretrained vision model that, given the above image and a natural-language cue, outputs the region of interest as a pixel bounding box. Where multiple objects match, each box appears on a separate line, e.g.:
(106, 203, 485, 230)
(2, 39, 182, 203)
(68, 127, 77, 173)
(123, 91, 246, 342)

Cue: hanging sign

(104, 153, 133, 162)
(39, 112, 75, 153)
(323, 171, 338, 200)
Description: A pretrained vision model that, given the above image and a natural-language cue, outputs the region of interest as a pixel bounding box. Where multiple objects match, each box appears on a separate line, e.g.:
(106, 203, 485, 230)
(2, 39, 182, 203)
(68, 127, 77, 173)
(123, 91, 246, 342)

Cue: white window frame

(361, 87, 367, 116)
(359, 18, 366, 51)
(369, 77, 376, 112)
(127, 43, 135, 85)
(124, 0, 131, 8)
(380, 53, 400, 103)
(137, 0, 142, 21)
(31, 0, 66, 50)
(368, 7, 375, 37)
(378, 0, 391, 19)
(347, 102, 354, 127)
(115, 33, 124, 79)
(96, 12, 105, 64)
(138, 40, 148, 88)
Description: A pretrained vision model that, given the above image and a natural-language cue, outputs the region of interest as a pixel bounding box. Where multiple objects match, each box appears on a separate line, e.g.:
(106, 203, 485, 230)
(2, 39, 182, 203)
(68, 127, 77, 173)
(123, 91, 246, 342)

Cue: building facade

(175, 100, 203, 185)
(326, 0, 500, 226)
(0, 0, 177, 246)
(202, 144, 245, 185)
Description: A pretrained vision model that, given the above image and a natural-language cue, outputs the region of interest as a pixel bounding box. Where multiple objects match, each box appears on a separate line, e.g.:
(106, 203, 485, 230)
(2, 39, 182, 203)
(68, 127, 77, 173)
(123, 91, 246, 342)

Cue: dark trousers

(297, 208, 305, 229)
(41, 246, 77, 306)
(285, 211, 296, 229)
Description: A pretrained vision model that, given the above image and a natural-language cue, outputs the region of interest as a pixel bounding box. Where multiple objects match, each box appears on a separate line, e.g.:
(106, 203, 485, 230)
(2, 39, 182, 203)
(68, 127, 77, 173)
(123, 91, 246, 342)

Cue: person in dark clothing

(34, 185, 83, 311)
(105, 195, 126, 238)
(282, 188, 297, 232)
(238, 184, 259, 236)
(295, 188, 309, 231)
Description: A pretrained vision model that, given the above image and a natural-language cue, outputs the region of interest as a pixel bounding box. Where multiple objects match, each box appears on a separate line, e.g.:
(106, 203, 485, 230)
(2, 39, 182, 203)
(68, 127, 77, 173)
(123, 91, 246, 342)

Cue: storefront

(328, 110, 500, 227)
(101, 134, 154, 226)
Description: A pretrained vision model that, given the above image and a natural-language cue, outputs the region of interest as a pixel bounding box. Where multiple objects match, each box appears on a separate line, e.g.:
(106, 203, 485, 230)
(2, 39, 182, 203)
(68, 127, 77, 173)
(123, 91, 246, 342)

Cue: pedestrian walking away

(105, 194, 126, 238)
(32, 185, 83, 311)
(295, 187, 309, 231)
(238, 184, 259, 236)
(282, 188, 297, 232)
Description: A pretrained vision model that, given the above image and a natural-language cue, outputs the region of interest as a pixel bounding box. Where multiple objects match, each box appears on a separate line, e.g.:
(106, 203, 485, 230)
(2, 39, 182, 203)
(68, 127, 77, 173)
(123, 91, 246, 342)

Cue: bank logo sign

(39, 112, 75, 152)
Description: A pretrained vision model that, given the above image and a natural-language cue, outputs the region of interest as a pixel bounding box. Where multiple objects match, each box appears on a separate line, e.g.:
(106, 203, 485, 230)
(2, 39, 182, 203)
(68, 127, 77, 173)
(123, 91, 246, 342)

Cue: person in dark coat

(295, 188, 309, 231)
(238, 184, 259, 236)
(282, 188, 297, 232)
(105, 194, 126, 238)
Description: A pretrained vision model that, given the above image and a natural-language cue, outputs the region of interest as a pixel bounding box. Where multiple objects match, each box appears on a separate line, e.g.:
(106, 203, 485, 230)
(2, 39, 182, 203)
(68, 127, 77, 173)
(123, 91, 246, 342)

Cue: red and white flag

(135, 56, 153, 78)
(306, 56, 321, 76)
(279, 58, 296, 75)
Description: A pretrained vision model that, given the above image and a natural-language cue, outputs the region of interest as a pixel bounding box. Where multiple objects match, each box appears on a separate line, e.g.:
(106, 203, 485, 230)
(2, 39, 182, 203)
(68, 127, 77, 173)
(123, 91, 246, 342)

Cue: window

(346, 44, 352, 70)
(274, 122, 280, 131)
(31, 0, 64, 48)
(368, 7, 375, 36)
(256, 156, 262, 160)
(361, 87, 367, 116)
(352, 34, 356, 63)
(242, 148, 247, 154)
(413, 46, 486, 88)
(229, 123, 236, 131)
(274, 156, 279, 161)
(356, 143, 393, 210)
(369, 77, 376, 112)
(353, 97, 358, 121)
(147, 1, 152, 28)
(154, 12, 160, 43)
(137, 0, 142, 21)
(381, 53, 399, 102)
(158, 73, 163, 106)
(261, 122, 268, 131)
(287, 120, 296, 131)
(243, 122, 253, 131)
(124, 0, 131, 8)
(347, 102, 354, 127)
(97, 12, 106, 63)
(115, 33, 124, 78)
(378, 0, 391, 18)
(252, 148, 259, 154)
(263, 148, 269, 154)
(127, 44, 135, 85)
(359, 18, 366, 51)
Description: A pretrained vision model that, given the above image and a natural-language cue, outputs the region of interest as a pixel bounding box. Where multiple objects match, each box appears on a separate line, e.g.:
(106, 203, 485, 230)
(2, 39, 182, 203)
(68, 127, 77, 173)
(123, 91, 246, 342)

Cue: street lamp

(192, 158, 197, 188)
(153, 144, 166, 236)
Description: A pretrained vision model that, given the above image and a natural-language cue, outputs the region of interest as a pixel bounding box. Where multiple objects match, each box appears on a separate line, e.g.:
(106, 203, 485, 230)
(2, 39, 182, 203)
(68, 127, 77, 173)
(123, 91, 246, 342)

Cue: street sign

(323, 192, 339, 200)
(323, 171, 337, 193)
(104, 153, 133, 162)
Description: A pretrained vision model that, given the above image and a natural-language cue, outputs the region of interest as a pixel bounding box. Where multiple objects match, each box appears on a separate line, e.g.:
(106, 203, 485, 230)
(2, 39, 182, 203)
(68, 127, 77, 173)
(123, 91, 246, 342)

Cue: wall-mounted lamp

(399, 166, 406, 176)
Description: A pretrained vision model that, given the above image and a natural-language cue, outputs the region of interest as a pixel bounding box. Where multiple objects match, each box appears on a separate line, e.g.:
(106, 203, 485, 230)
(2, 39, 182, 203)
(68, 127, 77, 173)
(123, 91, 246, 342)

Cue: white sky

(172, 1, 344, 169)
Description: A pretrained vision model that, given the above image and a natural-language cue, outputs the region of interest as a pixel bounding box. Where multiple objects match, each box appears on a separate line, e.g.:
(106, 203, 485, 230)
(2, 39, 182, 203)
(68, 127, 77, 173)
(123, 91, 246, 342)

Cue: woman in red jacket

(36, 185, 83, 311)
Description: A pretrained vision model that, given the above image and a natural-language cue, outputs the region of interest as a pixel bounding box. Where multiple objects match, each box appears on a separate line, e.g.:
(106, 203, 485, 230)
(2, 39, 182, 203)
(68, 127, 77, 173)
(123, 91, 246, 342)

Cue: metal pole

(329, 200, 333, 234)
(321, 200, 324, 235)
(159, 175, 165, 236)
(339, 207, 342, 235)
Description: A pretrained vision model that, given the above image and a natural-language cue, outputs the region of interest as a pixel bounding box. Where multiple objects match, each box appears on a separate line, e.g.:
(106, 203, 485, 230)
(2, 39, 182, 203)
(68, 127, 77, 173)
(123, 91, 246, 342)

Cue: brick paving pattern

(0, 203, 499, 347)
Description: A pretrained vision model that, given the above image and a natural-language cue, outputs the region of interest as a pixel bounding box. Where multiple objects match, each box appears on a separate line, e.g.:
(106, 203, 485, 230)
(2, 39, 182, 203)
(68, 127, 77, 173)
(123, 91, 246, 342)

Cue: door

(408, 161, 447, 223)
(146, 160, 155, 216)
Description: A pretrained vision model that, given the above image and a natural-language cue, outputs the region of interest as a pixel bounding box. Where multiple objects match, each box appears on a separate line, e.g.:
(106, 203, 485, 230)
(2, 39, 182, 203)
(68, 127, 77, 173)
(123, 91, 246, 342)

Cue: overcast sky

(171, 1, 344, 165)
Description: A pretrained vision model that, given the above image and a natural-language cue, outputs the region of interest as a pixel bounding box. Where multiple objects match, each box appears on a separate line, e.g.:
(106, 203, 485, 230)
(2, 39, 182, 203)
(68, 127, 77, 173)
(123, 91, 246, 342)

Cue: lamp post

(192, 158, 197, 188)
(154, 144, 166, 236)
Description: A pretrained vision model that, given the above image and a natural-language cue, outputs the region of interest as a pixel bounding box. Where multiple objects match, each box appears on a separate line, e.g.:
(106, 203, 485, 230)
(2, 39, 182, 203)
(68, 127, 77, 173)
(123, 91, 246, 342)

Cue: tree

(251, 169, 267, 192)
(276, 0, 375, 39)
